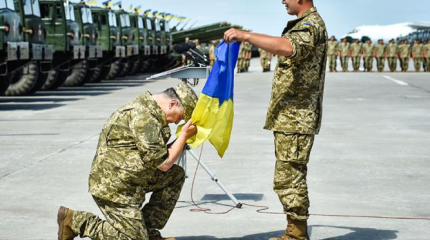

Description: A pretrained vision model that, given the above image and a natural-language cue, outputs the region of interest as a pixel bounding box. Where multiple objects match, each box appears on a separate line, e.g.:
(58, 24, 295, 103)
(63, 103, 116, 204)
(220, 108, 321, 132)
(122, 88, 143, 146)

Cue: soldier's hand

(224, 28, 250, 43)
(181, 120, 197, 139)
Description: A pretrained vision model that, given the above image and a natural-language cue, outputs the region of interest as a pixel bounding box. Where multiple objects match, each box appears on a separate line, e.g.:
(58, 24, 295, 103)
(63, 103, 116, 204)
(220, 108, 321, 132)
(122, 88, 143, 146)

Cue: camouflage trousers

(273, 132, 315, 221)
(328, 55, 337, 71)
(364, 57, 373, 71)
(260, 58, 271, 70)
(351, 56, 361, 71)
(413, 57, 422, 72)
(424, 57, 430, 72)
(340, 56, 349, 71)
(400, 57, 409, 72)
(70, 165, 186, 240)
(375, 57, 385, 71)
(237, 58, 244, 71)
(387, 57, 397, 72)
(245, 59, 251, 70)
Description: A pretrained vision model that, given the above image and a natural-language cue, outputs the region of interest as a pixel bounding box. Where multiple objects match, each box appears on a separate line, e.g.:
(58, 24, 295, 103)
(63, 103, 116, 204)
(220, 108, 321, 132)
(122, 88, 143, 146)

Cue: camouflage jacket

(264, 7, 327, 135)
(398, 44, 411, 58)
(260, 48, 268, 58)
(423, 43, 430, 58)
(338, 42, 350, 57)
(89, 92, 171, 205)
(373, 43, 386, 57)
(327, 40, 338, 56)
(386, 43, 398, 57)
(349, 43, 362, 56)
(412, 44, 422, 58)
(362, 43, 374, 57)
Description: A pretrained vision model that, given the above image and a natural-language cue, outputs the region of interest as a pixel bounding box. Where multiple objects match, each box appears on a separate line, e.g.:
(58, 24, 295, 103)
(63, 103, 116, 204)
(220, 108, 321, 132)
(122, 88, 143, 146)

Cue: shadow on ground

(176, 225, 398, 240)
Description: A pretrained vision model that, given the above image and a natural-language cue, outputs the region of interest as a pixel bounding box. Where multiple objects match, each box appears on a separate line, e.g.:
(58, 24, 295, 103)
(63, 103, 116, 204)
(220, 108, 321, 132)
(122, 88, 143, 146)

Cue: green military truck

(37, 0, 86, 90)
(89, 6, 124, 82)
(0, 0, 30, 95)
(4, 0, 54, 96)
(62, 1, 102, 87)
(128, 11, 150, 75)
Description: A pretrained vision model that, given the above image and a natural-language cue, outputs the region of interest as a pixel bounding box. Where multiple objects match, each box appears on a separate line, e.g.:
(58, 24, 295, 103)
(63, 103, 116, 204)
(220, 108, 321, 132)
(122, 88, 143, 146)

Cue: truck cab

(159, 18, 172, 53)
(0, 0, 30, 75)
(114, 9, 137, 58)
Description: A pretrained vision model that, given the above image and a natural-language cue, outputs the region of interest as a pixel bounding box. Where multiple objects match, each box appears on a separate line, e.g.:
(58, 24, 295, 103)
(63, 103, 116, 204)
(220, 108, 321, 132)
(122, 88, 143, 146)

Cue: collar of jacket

(283, 7, 318, 35)
(137, 92, 168, 127)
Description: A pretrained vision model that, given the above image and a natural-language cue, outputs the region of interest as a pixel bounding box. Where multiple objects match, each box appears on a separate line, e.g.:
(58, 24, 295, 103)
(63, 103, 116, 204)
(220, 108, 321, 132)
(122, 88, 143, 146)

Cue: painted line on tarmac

(383, 76, 409, 86)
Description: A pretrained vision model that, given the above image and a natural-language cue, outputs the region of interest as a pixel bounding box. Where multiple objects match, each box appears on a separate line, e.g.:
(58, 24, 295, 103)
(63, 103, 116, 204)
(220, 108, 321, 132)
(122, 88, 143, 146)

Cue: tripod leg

(187, 149, 242, 208)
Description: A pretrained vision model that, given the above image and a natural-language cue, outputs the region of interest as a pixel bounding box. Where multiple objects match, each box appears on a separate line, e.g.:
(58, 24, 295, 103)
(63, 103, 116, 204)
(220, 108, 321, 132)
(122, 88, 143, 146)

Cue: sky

(97, 0, 430, 38)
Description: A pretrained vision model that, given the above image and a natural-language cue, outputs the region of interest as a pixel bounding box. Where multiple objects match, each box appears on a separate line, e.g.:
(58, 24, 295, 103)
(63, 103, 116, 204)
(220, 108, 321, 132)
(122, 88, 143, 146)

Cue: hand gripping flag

(184, 40, 241, 158)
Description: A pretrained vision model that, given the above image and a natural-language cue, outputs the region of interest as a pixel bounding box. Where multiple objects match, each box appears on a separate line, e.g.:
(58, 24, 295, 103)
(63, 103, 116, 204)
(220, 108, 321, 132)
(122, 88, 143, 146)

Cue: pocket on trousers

(274, 132, 315, 164)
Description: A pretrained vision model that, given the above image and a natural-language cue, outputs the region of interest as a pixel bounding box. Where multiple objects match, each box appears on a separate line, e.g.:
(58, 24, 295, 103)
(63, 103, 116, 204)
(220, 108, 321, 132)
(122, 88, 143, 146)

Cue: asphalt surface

(1, 58, 429, 240)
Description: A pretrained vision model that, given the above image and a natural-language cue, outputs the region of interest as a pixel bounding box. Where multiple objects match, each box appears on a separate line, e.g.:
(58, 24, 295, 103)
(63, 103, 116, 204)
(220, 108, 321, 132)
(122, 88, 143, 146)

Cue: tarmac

(0, 58, 429, 240)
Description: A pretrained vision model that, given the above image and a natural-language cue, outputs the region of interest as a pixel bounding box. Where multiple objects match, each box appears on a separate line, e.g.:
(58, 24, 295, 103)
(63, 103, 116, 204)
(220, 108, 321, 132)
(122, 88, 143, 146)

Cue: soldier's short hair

(162, 88, 183, 108)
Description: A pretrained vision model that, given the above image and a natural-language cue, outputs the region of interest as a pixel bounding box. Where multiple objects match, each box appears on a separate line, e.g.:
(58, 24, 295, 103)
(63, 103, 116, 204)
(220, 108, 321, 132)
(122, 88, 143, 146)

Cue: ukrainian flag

(188, 40, 241, 157)
(102, 0, 111, 7)
(87, 0, 97, 5)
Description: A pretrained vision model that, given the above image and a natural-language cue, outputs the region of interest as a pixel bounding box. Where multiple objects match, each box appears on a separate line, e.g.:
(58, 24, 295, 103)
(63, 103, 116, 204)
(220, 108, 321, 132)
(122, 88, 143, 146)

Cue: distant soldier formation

(327, 36, 430, 72)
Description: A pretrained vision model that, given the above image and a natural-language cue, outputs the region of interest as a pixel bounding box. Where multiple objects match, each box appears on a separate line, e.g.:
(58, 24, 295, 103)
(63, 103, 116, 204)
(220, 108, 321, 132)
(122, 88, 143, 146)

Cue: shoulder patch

(302, 22, 311, 26)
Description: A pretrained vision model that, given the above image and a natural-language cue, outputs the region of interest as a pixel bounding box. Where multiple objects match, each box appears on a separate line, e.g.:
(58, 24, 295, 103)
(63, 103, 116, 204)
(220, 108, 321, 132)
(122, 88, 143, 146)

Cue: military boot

(57, 206, 77, 240)
(268, 217, 309, 240)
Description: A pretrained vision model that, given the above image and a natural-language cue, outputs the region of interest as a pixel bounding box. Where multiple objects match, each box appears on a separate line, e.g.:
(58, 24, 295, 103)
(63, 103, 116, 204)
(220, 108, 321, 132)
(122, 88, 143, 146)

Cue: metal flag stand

(147, 65, 242, 208)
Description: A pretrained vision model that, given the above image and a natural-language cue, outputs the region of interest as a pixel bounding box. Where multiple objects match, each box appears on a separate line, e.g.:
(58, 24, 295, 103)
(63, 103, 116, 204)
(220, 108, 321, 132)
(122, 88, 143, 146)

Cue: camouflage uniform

(244, 42, 252, 71)
(349, 41, 362, 72)
(209, 44, 216, 67)
(398, 42, 411, 72)
(327, 39, 338, 72)
(70, 92, 185, 240)
(260, 48, 272, 72)
(374, 41, 386, 72)
(237, 43, 245, 73)
(386, 41, 398, 72)
(423, 42, 430, 72)
(338, 41, 350, 72)
(362, 42, 374, 72)
(265, 7, 327, 221)
(412, 42, 423, 72)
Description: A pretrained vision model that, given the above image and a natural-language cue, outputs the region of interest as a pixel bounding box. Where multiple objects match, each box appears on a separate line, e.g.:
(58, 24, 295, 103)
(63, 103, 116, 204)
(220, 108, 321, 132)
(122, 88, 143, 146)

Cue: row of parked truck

(0, 0, 176, 96)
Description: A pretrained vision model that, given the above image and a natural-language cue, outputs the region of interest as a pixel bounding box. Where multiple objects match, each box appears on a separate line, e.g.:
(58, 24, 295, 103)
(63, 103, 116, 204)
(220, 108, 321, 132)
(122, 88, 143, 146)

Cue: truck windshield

(155, 20, 160, 31)
(81, 7, 92, 24)
(32, 0, 41, 17)
(120, 13, 130, 27)
(108, 11, 116, 27)
(64, 3, 74, 21)
(138, 17, 143, 30)
(146, 19, 152, 31)
(1, 0, 15, 10)
(164, 22, 170, 33)
(23, 0, 32, 15)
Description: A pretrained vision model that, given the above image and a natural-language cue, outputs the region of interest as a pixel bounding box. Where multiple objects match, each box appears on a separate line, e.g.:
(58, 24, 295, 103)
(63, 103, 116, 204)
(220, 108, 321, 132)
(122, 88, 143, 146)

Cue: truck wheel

(89, 66, 103, 83)
(117, 62, 132, 77)
(105, 60, 121, 80)
(62, 60, 89, 87)
(5, 62, 39, 96)
(129, 60, 141, 76)
(40, 68, 59, 91)
(0, 74, 12, 96)
(140, 60, 150, 73)
(43, 69, 70, 91)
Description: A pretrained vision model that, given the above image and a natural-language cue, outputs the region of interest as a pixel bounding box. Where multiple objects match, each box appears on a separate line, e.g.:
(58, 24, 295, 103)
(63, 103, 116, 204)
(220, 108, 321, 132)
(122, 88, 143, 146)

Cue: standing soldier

(327, 36, 339, 72)
(260, 48, 269, 72)
(362, 40, 374, 72)
(422, 39, 430, 72)
(374, 39, 386, 72)
(399, 40, 411, 72)
(339, 38, 350, 72)
(224, 0, 328, 239)
(385, 39, 398, 72)
(244, 42, 252, 72)
(349, 39, 362, 72)
(209, 40, 220, 67)
(237, 43, 245, 73)
(412, 40, 423, 72)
